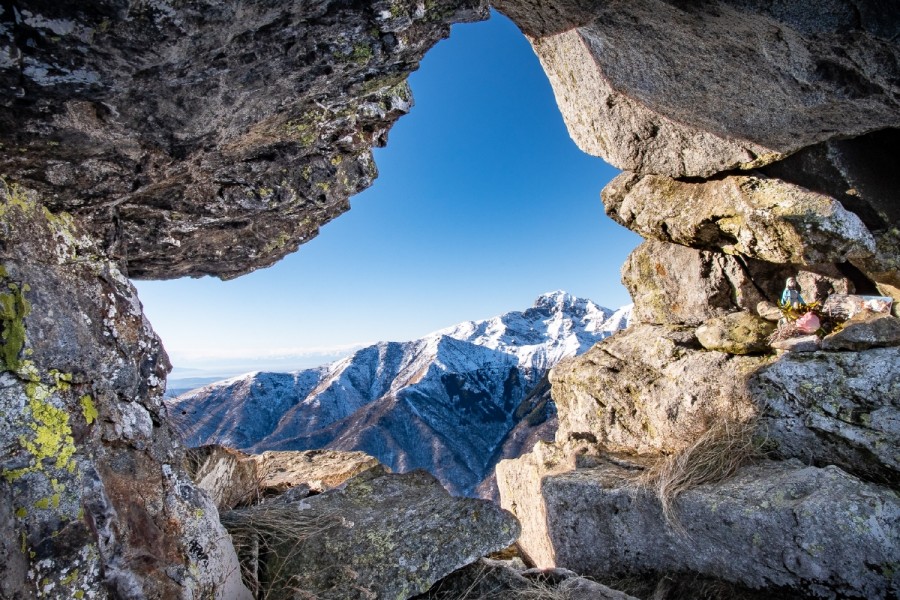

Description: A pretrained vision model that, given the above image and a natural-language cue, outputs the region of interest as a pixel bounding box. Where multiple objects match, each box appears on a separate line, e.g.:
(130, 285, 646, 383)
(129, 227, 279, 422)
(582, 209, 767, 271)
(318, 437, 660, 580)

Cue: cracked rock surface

(0, 0, 488, 279)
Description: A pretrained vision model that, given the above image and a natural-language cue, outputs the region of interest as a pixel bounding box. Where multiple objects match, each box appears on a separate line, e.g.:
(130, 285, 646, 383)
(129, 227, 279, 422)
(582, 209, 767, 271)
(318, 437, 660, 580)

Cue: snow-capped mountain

(167, 292, 631, 495)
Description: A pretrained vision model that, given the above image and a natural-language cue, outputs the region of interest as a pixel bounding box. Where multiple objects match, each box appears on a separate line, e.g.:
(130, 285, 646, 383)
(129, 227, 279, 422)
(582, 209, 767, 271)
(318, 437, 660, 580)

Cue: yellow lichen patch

(3, 383, 77, 481)
(24, 385, 77, 471)
(80, 395, 98, 425)
(61, 569, 79, 586)
(50, 370, 73, 391)
(0, 281, 31, 372)
(0, 178, 31, 217)
(262, 232, 292, 255)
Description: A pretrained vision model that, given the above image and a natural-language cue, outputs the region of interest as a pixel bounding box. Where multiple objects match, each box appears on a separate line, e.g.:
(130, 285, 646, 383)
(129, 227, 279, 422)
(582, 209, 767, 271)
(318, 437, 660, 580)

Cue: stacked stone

(2, 0, 899, 598)
(496, 1, 900, 597)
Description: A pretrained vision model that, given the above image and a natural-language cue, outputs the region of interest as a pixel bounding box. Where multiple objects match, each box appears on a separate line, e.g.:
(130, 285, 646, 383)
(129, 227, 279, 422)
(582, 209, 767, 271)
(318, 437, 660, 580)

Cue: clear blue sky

(135, 11, 641, 376)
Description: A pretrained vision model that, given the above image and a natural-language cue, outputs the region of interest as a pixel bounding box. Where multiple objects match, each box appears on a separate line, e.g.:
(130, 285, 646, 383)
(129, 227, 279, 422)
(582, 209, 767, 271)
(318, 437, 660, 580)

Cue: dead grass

(420, 561, 577, 600)
(632, 417, 762, 531)
(221, 504, 339, 599)
(513, 582, 573, 600)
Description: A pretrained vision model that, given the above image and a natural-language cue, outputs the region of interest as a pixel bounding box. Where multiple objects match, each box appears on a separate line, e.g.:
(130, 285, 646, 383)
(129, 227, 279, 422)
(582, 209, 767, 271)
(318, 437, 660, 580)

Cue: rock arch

(1, 0, 897, 597)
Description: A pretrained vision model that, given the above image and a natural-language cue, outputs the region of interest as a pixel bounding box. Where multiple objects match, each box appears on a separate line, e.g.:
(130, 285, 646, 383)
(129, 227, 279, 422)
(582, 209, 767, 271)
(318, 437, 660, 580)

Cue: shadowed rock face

(0, 0, 488, 279)
(1, 1, 491, 597)
(226, 467, 520, 600)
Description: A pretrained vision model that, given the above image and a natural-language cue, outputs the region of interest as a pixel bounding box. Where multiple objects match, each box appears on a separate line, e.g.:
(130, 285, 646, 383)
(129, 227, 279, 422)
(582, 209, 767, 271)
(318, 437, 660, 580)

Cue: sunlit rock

(510, 0, 900, 178)
(696, 311, 776, 355)
(507, 458, 899, 598)
(549, 324, 765, 454)
(604, 172, 877, 265)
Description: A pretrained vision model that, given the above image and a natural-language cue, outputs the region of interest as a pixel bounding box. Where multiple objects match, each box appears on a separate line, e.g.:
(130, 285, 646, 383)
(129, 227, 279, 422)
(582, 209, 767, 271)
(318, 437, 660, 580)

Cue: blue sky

(135, 11, 641, 377)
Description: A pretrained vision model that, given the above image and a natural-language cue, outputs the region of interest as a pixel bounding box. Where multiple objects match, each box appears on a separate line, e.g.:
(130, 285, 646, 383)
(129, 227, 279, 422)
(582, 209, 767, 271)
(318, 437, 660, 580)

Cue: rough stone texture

(185, 445, 259, 510)
(761, 130, 900, 235)
(0, 0, 489, 280)
(623, 240, 763, 326)
(236, 466, 520, 600)
(0, 185, 248, 598)
(529, 28, 775, 179)
(252, 448, 382, 494)
(551, 325, 899, 488)
(186, 445, 383, 510)
(534, 460, 899, 599)
(496, 441, 570, 567)
(604, 171, 877, 265)
(623, 240, 852, 326)
(419, 558, 640, 600)
(757, 301, 783, 322)
(2, 1, 899, 598)
(549, 324, 766, 456)
(820, 314, 900, 351)
(853, 228, 900, 298)
(821, 293, 895, 321)
(696, 312, 776, 355)
(492, 0, 604, 37)
(496, 441, 652, 570)
(751, 347, 900, 486)
(515, 0, 900, 178)
(771, 335, 821, 352)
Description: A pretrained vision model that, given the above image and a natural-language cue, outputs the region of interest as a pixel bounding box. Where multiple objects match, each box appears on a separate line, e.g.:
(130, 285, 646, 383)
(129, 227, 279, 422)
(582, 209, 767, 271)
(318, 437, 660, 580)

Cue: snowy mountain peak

(168, 293, 631, 495)
(533, 290, 582, 313)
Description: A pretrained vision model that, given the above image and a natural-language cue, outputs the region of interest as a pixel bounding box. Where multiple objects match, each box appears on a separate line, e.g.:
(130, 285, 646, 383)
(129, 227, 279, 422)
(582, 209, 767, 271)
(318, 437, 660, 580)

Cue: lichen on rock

(224, 466, 520, 599)
(695, 312, 775, 355)
(1, 183, 248, 598)
(537, 459, 899, 598)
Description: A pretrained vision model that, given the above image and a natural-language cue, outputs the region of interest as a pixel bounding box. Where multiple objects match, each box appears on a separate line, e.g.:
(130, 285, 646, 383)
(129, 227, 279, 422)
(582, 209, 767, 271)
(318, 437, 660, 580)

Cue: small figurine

(781, 277, 804, 308)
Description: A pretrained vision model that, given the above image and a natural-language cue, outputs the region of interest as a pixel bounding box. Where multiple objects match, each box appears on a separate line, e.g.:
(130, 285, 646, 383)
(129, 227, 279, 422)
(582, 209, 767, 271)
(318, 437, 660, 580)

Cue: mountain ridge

(168, 291, 631, 495)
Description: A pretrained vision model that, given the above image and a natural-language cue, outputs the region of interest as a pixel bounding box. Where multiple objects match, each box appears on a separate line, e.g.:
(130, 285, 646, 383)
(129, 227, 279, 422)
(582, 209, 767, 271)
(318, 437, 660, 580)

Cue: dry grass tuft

(633, 417, 762, 531)
(221, 504, 339, 599)
(512, 582, 573, 600)
(421, 562, 578, 600)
